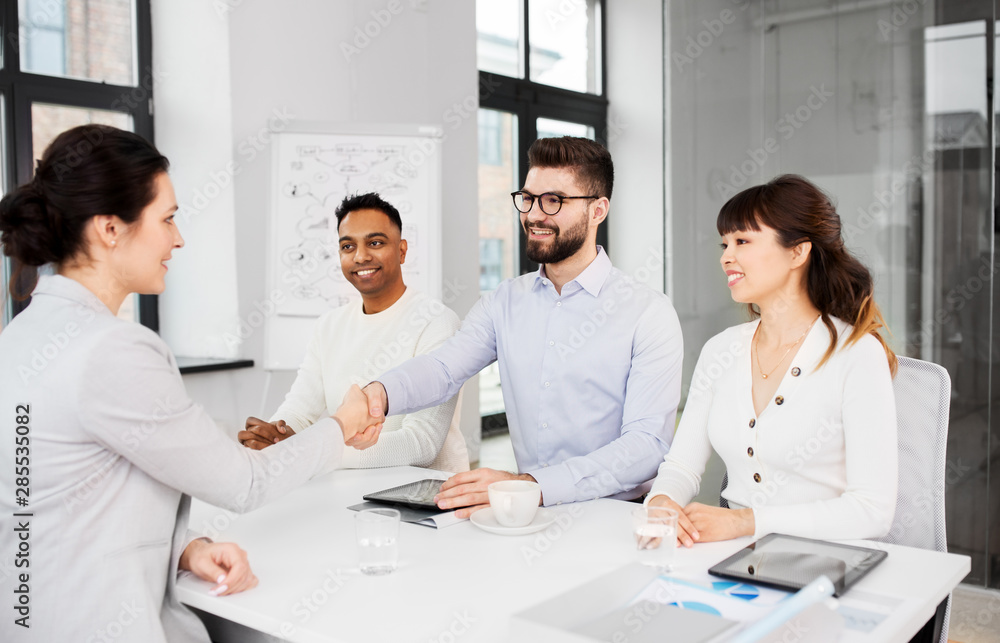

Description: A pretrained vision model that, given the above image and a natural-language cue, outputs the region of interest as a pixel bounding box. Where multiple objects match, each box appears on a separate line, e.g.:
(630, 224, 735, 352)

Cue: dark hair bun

(0, 181, 63, 266)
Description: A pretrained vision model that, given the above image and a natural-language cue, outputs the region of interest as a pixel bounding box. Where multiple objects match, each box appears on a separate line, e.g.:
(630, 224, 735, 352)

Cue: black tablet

(362, 479, 445, 511)
(707, 533, 888, 597)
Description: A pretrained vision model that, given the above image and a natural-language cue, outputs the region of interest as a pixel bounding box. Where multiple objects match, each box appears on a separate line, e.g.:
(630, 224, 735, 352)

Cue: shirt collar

(32, 274, 113, 316)
(534, 246, 612, 297)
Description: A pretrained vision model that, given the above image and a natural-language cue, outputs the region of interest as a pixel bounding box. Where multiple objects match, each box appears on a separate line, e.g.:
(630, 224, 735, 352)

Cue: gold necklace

(754, 315, 820, 379)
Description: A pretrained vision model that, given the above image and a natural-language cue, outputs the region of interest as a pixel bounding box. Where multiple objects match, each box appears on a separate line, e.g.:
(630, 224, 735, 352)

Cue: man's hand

(681, 502, 755, 543)
(647, 494, 700, 548)
(435, 468, 538, 519)
(238, 417, 294, 450)
(333, 384, 384, 444)
(361, 382, 388, 418)
(178, 539, 259, 597)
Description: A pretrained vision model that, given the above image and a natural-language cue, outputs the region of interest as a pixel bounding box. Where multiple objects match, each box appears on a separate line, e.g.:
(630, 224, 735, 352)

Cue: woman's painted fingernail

(209, 584, 228, 596)
(216, 574, 226, 584)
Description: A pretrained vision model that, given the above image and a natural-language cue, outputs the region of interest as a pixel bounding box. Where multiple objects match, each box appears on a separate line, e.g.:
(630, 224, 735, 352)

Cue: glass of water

(355, 508, 400, 576)
(632, 506, 678, 571)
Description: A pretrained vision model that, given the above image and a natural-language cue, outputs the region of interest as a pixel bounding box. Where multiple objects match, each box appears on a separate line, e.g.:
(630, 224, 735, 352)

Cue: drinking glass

(632, 506, 678, 571)
(355, 508, 400, 575)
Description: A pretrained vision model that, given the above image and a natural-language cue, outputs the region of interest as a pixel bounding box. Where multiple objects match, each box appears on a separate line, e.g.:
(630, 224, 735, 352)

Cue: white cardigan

(648, 316, 897, 540)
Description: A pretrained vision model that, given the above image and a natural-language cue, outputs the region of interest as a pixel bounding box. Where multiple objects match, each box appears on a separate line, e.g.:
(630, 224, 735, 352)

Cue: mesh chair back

(876, 356, 951, 553)
(877, 356, 952, 643)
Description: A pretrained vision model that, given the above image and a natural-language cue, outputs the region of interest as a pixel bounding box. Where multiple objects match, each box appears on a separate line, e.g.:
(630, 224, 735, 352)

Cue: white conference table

(178, 466, 970, 643)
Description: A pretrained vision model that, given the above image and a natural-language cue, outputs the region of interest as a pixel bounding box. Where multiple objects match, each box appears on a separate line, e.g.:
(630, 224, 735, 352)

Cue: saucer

(470, 507, 556, 536)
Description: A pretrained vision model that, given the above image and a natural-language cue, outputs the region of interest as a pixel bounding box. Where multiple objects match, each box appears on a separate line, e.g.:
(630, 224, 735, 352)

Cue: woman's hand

(646, 494, 701, 548)
(682, 503, 755, 542)
(178, 539, 259, 597)
(334, 384, 384, 444)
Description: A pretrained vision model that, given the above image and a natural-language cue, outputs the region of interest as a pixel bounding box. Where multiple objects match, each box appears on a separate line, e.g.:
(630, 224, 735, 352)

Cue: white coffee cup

(488, 480, 541, 527)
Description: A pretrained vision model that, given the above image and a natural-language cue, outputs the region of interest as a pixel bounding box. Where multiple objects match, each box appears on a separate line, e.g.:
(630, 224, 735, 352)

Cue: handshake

(238, 383, 390, 451)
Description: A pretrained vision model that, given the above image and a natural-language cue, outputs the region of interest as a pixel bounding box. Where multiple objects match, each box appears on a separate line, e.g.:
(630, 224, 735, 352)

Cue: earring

(111, 240, 116, 246)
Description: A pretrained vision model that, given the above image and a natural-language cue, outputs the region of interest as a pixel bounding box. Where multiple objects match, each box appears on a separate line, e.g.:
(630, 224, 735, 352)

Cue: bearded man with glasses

(345, 136, 684, 516)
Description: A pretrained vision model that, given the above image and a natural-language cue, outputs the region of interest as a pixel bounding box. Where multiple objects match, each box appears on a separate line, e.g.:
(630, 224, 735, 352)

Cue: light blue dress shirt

(379, 247, 684, 505)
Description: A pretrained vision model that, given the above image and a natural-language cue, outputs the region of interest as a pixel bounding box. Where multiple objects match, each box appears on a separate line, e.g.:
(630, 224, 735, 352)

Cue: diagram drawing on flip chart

(265, 123, 443, 370)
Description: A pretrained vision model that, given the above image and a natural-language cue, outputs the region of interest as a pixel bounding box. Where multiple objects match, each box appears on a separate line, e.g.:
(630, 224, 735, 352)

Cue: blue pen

(727, 575, 836, 643)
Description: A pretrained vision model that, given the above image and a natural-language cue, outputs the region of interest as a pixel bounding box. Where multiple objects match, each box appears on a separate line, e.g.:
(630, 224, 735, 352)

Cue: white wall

(152, 0, 241, 359)
(606, 0, 667, 296)
(153, 0, 482, 459)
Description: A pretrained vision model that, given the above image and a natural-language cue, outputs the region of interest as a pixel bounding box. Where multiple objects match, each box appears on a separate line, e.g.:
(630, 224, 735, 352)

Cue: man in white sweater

(239, 193, 468, 472)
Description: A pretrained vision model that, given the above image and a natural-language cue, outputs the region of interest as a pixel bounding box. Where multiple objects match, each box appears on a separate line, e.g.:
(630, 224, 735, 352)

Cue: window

(1, 1, 156, 329)
(476, 0, 607, 430)
(478, 109, 504, 166)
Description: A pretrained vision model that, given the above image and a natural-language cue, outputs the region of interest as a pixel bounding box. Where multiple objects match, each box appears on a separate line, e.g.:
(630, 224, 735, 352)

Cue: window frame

(478, 0, 609, 432)
(0, 0, 158, 330)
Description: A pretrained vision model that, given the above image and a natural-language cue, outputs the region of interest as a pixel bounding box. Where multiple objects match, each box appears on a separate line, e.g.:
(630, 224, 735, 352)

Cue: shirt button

(544, 382, 551, 387)
(749, 418, 756, 428)
(542, 423, 548, 428)
(791, 367, 801, 377)
(753, 473, 762, 483)
(549, 340, 555, 346)
(556, 302, 562, 307)
(747, 447, 754, 457)
(775, 396, 784, 405)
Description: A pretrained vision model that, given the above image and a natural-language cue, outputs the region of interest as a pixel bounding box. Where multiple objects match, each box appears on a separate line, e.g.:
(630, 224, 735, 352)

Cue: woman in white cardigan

(648, 174, 898, 546)
(0, 125, 377, 642)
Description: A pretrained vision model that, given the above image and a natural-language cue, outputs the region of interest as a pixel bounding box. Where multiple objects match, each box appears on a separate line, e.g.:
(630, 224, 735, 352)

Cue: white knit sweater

(271, 288, 469, 472)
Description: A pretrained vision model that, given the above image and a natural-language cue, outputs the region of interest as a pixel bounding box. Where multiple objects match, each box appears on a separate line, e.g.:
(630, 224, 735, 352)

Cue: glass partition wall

(665, 0, 999, 587)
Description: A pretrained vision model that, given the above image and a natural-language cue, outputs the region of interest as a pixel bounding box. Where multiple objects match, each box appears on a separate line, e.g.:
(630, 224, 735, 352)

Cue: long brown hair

(717, 174, 897, 375)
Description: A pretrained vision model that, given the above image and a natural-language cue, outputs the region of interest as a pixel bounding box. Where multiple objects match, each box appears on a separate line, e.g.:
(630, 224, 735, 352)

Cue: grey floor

(475, 432, 1000, 642)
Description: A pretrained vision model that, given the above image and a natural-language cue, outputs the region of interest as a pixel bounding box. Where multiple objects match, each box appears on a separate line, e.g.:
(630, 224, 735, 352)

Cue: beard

(524, 215, 589, 264)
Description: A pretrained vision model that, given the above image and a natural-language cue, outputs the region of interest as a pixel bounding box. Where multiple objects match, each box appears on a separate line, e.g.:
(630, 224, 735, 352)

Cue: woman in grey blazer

(0, 125, 378, 642)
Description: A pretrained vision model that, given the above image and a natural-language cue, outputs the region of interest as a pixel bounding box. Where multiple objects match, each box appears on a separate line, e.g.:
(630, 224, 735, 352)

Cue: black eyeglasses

(510, 191, 598, 216)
